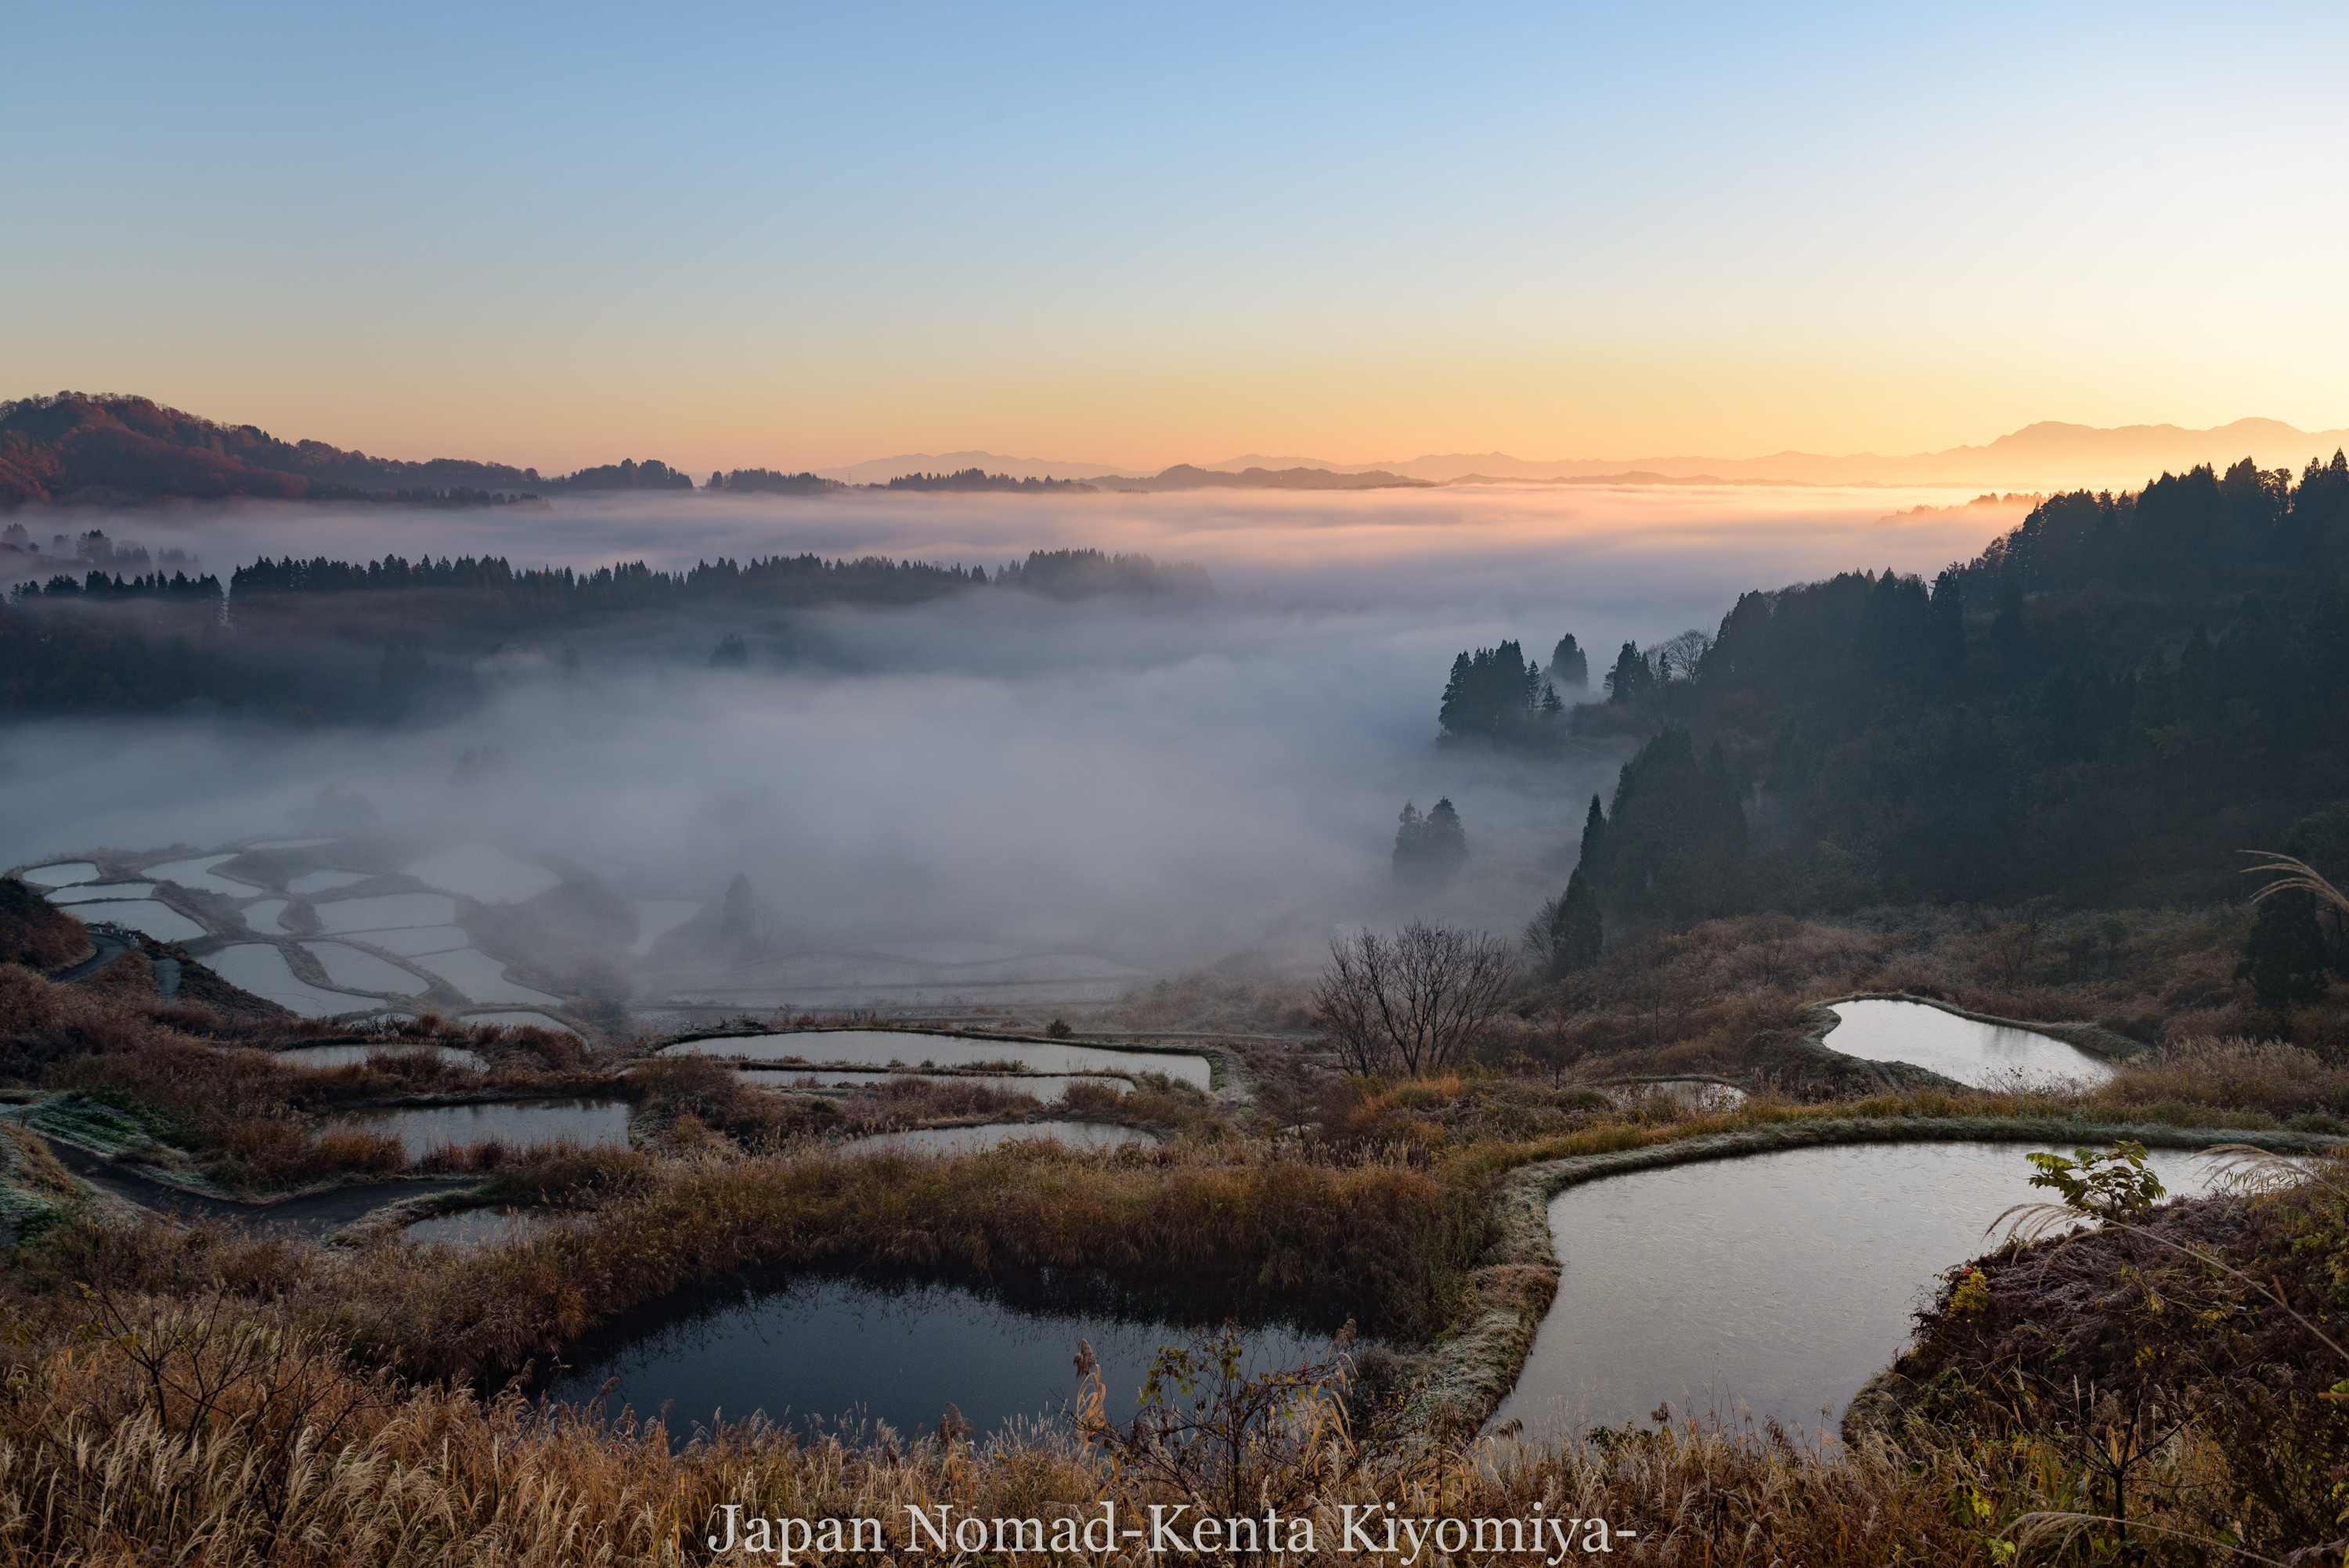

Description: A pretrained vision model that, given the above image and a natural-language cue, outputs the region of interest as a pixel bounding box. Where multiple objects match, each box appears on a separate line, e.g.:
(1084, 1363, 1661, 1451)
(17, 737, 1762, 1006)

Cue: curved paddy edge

(1415, 1115, 2341, 1436)
(1808, 991, 2156, 1067)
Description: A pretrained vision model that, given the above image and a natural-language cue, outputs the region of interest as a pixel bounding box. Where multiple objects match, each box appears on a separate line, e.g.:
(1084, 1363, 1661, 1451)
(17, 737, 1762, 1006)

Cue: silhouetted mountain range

(1202, 420, 2349, 489)
(0, 393, 691, 506)
(9, 391, 2344, 507)
(1087, 464, 1432, 492)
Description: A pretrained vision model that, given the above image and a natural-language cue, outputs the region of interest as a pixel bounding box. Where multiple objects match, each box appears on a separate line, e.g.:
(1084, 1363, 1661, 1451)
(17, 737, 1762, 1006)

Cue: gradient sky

(8, 2, 2345, 474)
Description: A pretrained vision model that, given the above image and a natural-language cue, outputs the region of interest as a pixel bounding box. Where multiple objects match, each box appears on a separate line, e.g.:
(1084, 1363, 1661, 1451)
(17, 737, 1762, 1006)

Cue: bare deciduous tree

(1312, 921, 1516, 1077)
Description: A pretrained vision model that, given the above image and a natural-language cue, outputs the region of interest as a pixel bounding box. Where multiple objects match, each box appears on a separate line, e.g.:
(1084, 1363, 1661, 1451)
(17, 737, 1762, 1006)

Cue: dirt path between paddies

(47, 927, 134, 985)
(38, 1135, 472, 1238)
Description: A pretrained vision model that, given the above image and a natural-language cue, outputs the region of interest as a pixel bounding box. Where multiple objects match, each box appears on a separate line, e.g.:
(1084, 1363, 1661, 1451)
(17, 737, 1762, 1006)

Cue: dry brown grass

(1481, 902, 2349, 1094)
(0, 1280, 2229, 1566)
(2094, 1035, 2349, 1128)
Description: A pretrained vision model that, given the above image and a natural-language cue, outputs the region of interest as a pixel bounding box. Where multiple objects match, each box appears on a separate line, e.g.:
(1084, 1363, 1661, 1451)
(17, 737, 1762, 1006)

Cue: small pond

(145, 854, 259, 896)
(207, 943, 381, 1017)
(363, 925, 472, 956)
(303, 941, 430, 996)
(276, 1043, 487, 1072)
(745, 1067, 1124, 1101)
(550, 1276, 1330, 1441)
(313, 893, 460, 933)
(402, 1206, 554, 1247)
(1824, 999, 2119, 1089)
(328, 1098, 631, 1159)
(1489, 1141, 2224, 1444)
(846, 1122, 1157, 1156)
(19, 862, 99, 887)
(664, 1030, 1211, 1090)
(410, 948, 560, 1005)
(67, 899, 207, 943)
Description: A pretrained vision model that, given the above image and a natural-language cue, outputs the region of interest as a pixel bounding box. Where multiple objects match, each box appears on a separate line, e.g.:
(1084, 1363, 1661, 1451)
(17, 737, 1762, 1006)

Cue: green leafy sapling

(2026, 1140, 2165, 1221)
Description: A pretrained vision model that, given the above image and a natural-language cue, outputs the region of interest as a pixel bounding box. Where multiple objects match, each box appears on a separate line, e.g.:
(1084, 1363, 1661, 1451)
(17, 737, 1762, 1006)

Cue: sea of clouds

(5, 484, 2009, 982)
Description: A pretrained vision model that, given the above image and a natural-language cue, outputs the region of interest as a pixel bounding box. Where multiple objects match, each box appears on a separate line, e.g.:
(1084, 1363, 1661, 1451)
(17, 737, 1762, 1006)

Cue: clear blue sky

(9, 2, 2344, 471)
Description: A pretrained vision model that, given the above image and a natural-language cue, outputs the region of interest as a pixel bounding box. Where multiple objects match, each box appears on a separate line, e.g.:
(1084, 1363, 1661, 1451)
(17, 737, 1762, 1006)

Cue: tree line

(0, 544, 1213, 719)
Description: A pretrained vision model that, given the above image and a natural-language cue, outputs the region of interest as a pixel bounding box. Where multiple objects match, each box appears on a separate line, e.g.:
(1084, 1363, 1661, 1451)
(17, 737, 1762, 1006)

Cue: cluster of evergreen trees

(1434, 633, 1599, 740)
(884, 469, 1095, 493)
(990, 549, 1209, 597)
(1439, 640, 1568, 739)
(1519, 449, 2349, 986)
(1393, 799, 1467, 889)
(226, 550, 988, 612)
(13, 569, 223, 604)
(707, 469, 844, 495)
(538, 458, 694, 493)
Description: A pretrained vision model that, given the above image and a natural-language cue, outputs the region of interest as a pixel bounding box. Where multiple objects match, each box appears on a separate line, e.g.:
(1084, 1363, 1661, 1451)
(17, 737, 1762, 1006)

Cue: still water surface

(402, 1206, 554, 1247)
(745, 1067, 1125, 1101)
(552, 1277, 1329, 1440)
(277, 1043, 486, 1072)
(329, 1098, 630, 1159)
(1822, 1000, 2118, 1089)
(665, 1030, 1212, 1090)
(846, 1122, 1156, 1155)
(1491, 1141, 2224, 1443)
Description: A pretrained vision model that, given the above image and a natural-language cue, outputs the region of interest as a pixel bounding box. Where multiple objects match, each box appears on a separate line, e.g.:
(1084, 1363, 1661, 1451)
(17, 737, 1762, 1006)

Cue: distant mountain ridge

(9, 391, 2345, 507)
(1198, 419, 2349, 488)
(0, 393, 697, 506)
(815, 449, 1128, 484)
(1086, 464, 1431, 492)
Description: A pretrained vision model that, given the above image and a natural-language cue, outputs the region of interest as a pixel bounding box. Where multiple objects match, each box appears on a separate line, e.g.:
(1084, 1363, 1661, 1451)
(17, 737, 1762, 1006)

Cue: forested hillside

(0, 394, 690, 505)
(1517, 452, 2349, 935)
(0, 546, 1208, 719)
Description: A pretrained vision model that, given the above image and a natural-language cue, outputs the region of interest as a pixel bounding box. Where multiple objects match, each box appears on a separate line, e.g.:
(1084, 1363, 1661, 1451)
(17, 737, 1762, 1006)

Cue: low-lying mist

(4, 484, 2011, 1000)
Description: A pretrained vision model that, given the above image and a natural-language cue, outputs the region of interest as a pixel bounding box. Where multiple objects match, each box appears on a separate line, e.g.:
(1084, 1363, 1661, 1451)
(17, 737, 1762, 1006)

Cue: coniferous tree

(1438, 641, 1540, 737)
(1550, 633, 1589, 689)
(1423, 798, 1467, 874)
(1592, 731, 1746, 921)
(1394, 798, 1468, 888)
(2238, 891, 2329, 1012)
(1557, 865, 1603, 969)
(1604, 640, 1654, 704)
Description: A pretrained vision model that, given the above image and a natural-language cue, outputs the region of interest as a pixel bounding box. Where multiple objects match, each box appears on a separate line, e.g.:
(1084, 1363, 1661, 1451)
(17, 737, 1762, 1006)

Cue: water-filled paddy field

(663, 1030, 1212, 1090)
(846, 1122, 1157, 1155)
(744, 1067, 1127, 1101)
(1489, 1141, 2225, 1444)
(550, 1275, 1329, 1441)
(1822, 999, 2117, 1088)
(401, 1206, 556, 1247)
(274, 1043, 487, 1072)
(327, 1098, 631, 1159)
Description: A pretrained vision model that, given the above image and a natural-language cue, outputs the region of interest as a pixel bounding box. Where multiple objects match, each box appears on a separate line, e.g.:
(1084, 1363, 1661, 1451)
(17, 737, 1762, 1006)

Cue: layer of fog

(4, 485, 2010, 991)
